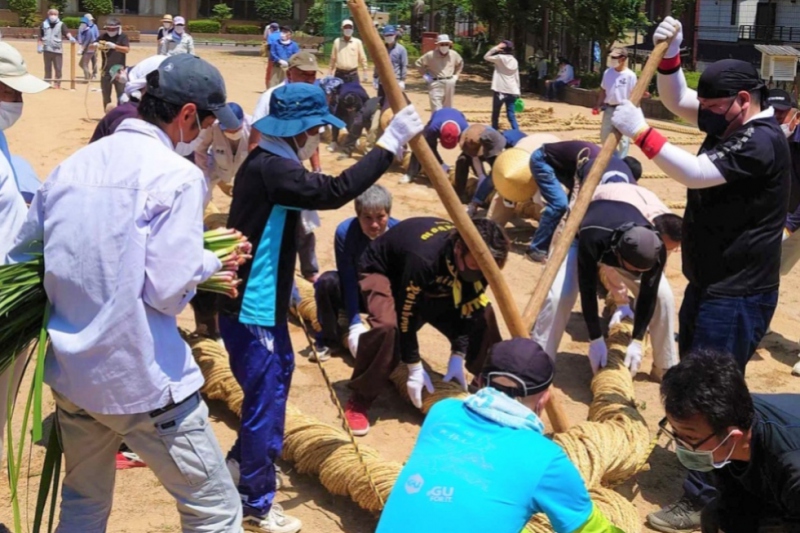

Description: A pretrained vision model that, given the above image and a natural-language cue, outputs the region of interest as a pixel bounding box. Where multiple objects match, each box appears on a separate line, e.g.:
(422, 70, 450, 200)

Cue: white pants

(428, 78, 456, 111)
(53, 390, 242, 533)
(531, 243, 679, 372)
(0, 354, 30, 461)
(781, 229, 800, 275)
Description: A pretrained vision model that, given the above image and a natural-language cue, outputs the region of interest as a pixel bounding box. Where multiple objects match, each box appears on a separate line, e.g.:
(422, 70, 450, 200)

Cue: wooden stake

(70, 41, 76, 91)
(521, 39, 673, 332)
(347, 0, 571, 432)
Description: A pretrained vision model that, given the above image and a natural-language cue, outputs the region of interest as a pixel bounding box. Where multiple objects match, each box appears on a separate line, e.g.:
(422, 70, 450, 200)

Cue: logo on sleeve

(427, 486, 454, 503)
(404, 473, 424, 494)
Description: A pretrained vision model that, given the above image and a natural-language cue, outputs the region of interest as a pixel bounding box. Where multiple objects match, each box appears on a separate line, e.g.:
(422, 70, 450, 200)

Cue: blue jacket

(78, 24, 99, 48)
(335, 216, 400, 326)
(270, 40, 300, 64)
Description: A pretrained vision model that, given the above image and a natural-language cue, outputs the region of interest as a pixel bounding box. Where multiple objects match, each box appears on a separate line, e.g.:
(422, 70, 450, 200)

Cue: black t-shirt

(100, 32, 130, 73)
(685, 115, 790, 295)
(711, 395, 800, 532)
(542, 141, 601, 187)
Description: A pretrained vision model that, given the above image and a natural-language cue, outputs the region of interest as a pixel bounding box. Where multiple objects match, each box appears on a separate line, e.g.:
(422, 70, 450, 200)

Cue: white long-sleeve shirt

(6, 118, 221, 415)
(0, 152, 25, 260)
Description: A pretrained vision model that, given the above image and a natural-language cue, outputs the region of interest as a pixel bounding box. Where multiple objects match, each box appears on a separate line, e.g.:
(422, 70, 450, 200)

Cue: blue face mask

(675, 431, 736, 472)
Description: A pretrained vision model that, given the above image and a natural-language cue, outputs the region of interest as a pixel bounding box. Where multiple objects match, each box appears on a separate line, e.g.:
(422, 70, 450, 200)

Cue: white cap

(84, 12, 94, 20)
(173, 16, 186, 25)
(436, 34, 452, 44)
(124, 55, 167, 99)
(0, 42, 49, 94)
(341, 19, 354, 28)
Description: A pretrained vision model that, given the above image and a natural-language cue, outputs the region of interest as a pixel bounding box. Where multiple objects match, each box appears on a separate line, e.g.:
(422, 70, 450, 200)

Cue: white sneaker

(398, 174, 412, 184)
(226, 458, 283, 490)
(792, 359, 800, 377)
(243, 504, 302, 533)
(326, 142, 338, 153)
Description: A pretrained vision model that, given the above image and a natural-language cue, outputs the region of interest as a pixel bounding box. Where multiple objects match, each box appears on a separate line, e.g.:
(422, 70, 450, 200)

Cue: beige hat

(493, 148, 540, 203)
(288, 51, 320, 72)
(459, 124, 488, 158)
(514, 133, 560, 154)
(161, 14, 173, 23)
(0, 42, 49, 94)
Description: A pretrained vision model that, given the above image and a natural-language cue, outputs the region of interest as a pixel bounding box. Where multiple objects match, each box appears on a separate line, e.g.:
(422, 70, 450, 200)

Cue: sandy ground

(1, 41, 799, 532)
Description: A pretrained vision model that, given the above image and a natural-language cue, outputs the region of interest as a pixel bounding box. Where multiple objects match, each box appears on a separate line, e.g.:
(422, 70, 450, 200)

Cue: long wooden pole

(521, 39, 673, 332)
(70, 41, 76, 91)
(347, 0, 571, 432)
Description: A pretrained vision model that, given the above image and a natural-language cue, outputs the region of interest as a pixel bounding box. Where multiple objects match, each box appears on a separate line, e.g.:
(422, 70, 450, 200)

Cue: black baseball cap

(481, 338, 554, 398)
(697, 59, 764, 99)
(146, 54, 238, 130)
(767, 88, 797, 111)
(617, 225, 663, 270)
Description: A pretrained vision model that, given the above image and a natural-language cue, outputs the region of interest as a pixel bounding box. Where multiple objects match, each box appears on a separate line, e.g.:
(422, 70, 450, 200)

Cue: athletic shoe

(524, 249, 548, 264)
(326, 142, 338, 153)
(227, 458, 283, 490)
(115, 450, 146, 470)
(344, 396, 371, 436)
(243, 504, 301, 533)
(646, 497, 702, 532)
(398, 174, 412, 184)
(309, 341, 331, 362)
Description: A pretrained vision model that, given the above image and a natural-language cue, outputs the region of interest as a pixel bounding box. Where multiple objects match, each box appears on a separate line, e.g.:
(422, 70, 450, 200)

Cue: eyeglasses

(657, 417, 717, 451)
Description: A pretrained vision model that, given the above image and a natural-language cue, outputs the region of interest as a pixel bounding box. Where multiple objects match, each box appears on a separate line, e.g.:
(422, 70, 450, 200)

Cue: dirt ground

(1, 41, 799, 533)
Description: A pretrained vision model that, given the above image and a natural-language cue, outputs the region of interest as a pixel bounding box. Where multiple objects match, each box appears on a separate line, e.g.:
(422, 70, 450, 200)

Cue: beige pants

(428, 78, 456, 111)
(269, 65, 286, 89)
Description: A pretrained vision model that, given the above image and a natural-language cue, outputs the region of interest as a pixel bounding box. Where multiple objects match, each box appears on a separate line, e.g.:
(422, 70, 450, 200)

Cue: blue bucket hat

(220, 102, 244, 130)
(254, 83, 345, 137)
(383, 24, 396, 35)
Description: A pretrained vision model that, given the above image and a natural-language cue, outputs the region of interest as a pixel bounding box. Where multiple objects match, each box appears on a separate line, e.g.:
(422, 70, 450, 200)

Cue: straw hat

(493, 148, 539, 203)
(161, 14, 173, 23)
(514, 133, 560, 154)
(459, 124, 487, 158)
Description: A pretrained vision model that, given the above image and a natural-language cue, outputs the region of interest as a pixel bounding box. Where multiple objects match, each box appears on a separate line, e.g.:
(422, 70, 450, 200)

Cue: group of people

(0, 10, 798, 533)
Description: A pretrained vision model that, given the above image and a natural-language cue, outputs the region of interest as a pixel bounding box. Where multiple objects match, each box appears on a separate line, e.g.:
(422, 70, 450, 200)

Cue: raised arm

(653, 17, 699, 126)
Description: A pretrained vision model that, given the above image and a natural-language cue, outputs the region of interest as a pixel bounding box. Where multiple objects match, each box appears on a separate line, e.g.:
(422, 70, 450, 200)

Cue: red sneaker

(116, 451, 146, 470)
(344, 396, 371, 436)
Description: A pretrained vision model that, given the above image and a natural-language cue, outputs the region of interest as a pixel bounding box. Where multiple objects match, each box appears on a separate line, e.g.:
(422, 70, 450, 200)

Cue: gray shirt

(374, 42, 408, 82)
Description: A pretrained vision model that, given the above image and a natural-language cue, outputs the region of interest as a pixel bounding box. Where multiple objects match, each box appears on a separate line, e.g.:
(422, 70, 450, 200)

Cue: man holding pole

(612, 18, 790, 531)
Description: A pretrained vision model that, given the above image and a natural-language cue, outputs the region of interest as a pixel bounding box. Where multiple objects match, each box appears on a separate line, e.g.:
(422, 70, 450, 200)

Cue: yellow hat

(513, 133, 560, 154)
(493, 148, 539, 203)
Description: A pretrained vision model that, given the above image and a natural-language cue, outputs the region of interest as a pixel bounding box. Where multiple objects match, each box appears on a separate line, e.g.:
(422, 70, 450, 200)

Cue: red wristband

(635, 128, 668, 159)
(658, 55, 681, 74)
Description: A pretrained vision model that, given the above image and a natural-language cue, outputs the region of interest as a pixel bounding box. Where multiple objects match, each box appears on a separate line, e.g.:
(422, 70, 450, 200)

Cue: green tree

(9, 0, 38, 27)
(570, 0, 647, 62)
(304, 0, 324, 35)
(254, 0, 292, 22)
(210, 3, 233, 31)
(48, 0, 69, 15)
(81, 0, 114, 16)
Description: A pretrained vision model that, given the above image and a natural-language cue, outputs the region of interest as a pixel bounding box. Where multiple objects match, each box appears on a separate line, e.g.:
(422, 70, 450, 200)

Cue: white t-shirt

(601, 67, 637, 106)
(252, 80, 287, 122)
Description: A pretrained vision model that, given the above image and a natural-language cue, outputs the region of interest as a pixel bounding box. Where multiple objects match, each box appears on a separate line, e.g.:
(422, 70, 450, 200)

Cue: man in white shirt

(194, 101, 251, 204)
(6, 54, 244, 532)
(0, 42, 49, 469)
(545, 57, 573, 101)
(484, 40, 520, 130)
(594, 47, 637, 157)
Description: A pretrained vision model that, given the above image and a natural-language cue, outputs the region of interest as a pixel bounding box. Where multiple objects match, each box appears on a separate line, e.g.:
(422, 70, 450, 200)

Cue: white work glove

(278, 59, 288, 69)
(68, 36, 76, 43)
(624, 340, 643, 376)
(423, 73, 433, 84)
(407, 363, 434, 409)
(453, 74, 459, 82)
(442, 352, 467, 391)
(347, 322, 368, 357)
(784, 228, 792, 242)
(609, 304, 635, 327)
(611, 101, 649, 140)
(78, 46, 84, 55)
(588, 337, 608, 375)
(399, 80, 406, 90)
(373, 78, 379, 90)
(362, 75, 369, 83)
(653, 16, 683, 59)
(106, 41, 116, 50)
(376, 104, 424, 156)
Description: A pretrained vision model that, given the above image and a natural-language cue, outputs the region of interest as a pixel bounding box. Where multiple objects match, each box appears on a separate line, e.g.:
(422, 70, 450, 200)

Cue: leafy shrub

(62, 16, 82, 29)
(226, 24, 261, 35)
(210, 3, 233, 25)
(187, 19, 221, 34)
(254, 0, 292, 22)
(47, 0, 68, 15)
(578, 71, 602, 90)
(81, 0, 113, 16)
(9, 0, 38, 27)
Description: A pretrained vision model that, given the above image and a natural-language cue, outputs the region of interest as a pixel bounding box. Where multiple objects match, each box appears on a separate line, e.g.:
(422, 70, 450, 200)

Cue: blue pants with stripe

(219, 315, 295, 518)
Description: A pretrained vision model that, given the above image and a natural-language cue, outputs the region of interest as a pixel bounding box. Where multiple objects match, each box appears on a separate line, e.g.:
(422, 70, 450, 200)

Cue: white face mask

(224, 129, 243, 141)
(295, 133, 320, 160)
(281, 33, 290, 42)
(782, 123, 795, 138)
(48, 15, 58, 23)
(438, 45, 450, 55)
(175, 113, 204, 156)
(107, 29, 119, 37)
(343, 28, 353, 37)
(610, 59, 620, 68)
(175, 26, 185, 34)
(163, 23, 172, 30)
(385, 35, 395, 44)
(0, 102, 23, 130)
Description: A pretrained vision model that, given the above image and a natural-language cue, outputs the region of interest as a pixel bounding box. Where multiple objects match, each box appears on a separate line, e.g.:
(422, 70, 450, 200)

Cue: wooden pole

(70, 41, 76, 91)
(347, 0, 571, 433)
(521, 39, 673, 333)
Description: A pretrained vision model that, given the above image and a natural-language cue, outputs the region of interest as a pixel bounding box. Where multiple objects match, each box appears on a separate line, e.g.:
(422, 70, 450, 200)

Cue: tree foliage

(210, 3, 234, 24)
(81, 0, 114, 17)
(48, 0, 69, 16)
(303, 0, 324, 35)
(9, 0, 38, 27)
(254, 0, 292, 22)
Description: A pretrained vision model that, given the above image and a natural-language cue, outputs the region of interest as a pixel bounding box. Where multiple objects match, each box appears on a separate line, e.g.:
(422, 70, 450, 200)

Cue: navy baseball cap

(383, 25, 397, 35)
(767, 88, 797, 110)
(220, 102, 243, 131)
(146, 54, 238, 130)
(254, 83, 345, 138)
(481, 338, 554, 397)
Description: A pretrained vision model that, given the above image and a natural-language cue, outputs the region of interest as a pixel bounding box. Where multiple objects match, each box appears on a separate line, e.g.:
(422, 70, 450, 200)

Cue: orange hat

(440, 120, 461, 149)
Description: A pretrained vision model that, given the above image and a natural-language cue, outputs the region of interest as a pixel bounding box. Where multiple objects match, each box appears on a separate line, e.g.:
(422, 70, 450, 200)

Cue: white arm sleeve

(653, 142, 726, 189)
(657, 68, 700, 126)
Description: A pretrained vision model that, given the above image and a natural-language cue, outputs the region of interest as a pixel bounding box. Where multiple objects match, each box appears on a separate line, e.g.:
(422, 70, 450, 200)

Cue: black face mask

(457, 251, 483, 283)
(697, 107, 730, 138)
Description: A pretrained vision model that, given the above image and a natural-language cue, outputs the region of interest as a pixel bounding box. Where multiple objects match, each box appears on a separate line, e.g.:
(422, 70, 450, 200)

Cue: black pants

(335, 68, 359, 84)
(101, 73, 125, 108)
(342, 98, 380, 151)
(314, 270, 362, 345)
